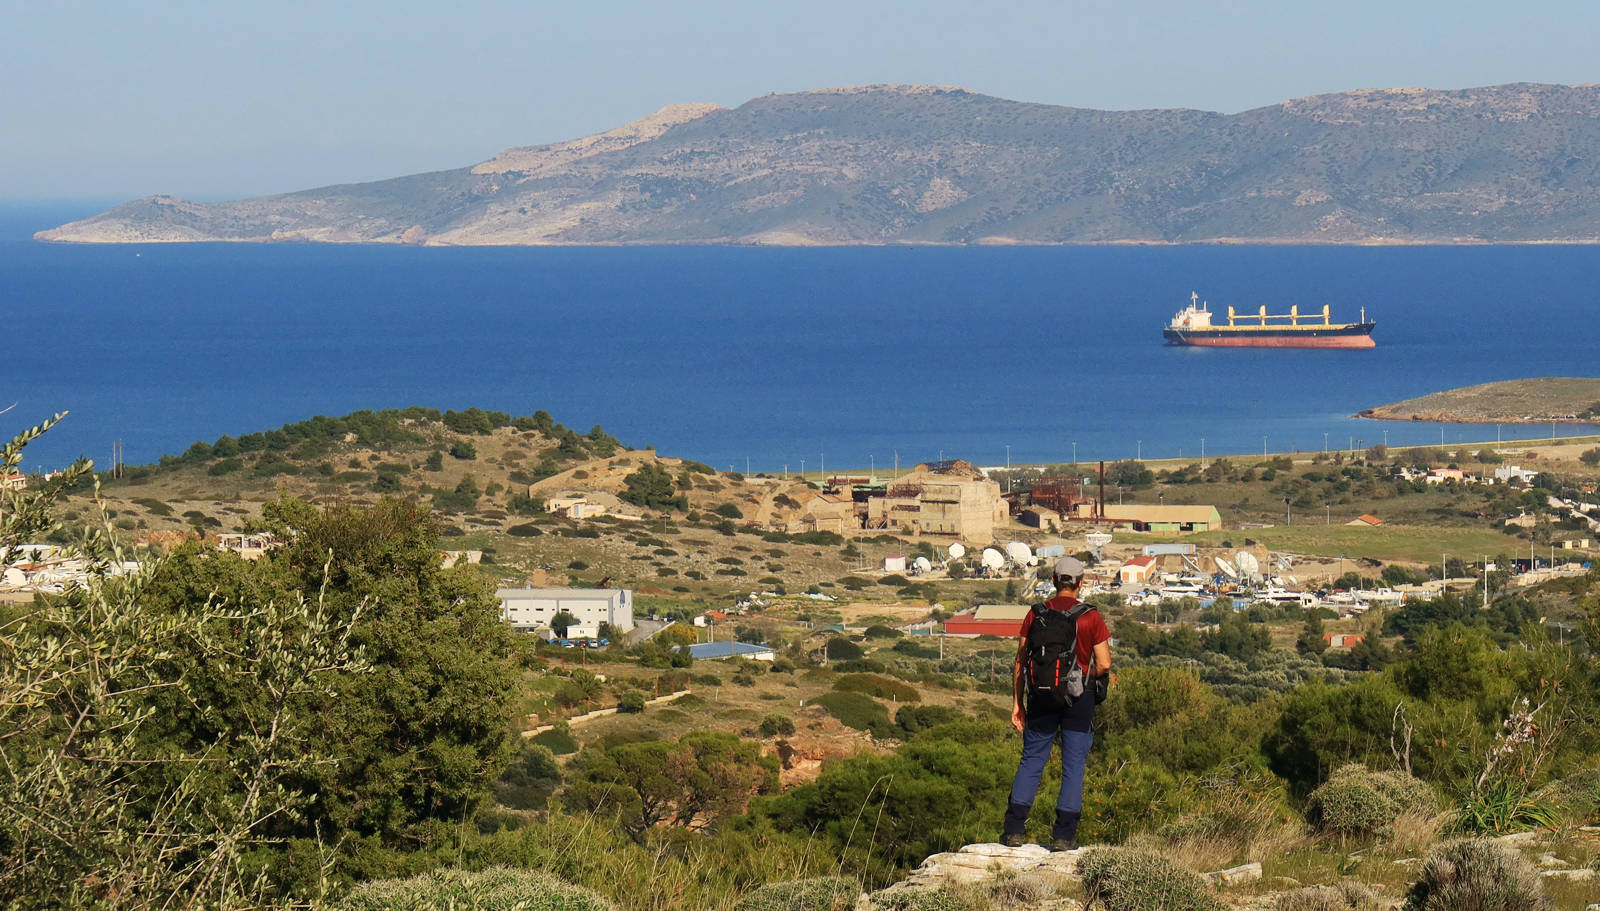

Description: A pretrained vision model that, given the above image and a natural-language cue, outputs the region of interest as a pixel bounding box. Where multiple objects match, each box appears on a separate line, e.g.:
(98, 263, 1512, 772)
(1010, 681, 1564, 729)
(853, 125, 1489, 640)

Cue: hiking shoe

(1048, 837, 1078, 852)
(1000, 832, 1027, 848)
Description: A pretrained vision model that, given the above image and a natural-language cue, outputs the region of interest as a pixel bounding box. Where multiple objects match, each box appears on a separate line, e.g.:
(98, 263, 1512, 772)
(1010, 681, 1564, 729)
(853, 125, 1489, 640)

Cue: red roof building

(943, 604, 1032, 637)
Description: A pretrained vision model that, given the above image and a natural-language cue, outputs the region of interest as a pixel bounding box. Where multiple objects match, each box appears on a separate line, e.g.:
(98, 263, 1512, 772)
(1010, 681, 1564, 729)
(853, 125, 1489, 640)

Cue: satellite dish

(1005, 541, 1034, 566)
(1276, 554, 1294, 573)
(980, 548, 1006, 571)
(1085, 531, 1113, 561)
(1234, 551, 1261, 579)
(913, 556, 933, 574)
(948, 543, 966, 560)
(1214, 556, 1239, 579)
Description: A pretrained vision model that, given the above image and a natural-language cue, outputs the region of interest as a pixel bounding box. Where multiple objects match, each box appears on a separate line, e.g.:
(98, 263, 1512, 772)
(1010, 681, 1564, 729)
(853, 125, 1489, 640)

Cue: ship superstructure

(1164, 292, 1376, 348)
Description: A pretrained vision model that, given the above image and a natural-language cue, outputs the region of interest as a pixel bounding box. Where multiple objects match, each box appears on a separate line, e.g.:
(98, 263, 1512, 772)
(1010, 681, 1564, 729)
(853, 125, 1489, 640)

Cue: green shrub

(824, 637, 863, 661)
(895, 704, 963, 735)
(734, 876, 860, 911)
(339, 866, 614, 910)
(1273, 881, 1380, 911)
(871, 888, 977, 911)
(531, 726, 579, 755)
(1307, 764, 1437, 838)
(617, 692, 646, 714)
(758, 714, 797, 737)
(834, 673, 920, 703)
(207, 458, 243, 476)
(509, 523, 543, 537)
(811, 691, 891, 737)
(1403, 838, 1554, 911)
(1077, 847, 1223, 911)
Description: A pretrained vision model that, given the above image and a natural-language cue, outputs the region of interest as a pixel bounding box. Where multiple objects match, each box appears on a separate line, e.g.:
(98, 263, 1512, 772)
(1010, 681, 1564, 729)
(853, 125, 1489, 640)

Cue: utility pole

(1200, 438, 1205, 467)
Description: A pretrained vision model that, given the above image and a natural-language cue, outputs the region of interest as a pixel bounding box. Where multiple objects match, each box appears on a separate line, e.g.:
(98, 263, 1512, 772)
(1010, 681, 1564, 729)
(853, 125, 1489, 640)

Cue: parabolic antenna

(1005, 541, 1034, 566)
(1214, 556, 1239, 579)
(948, 542, 967, 560)
(1276, 554, 1294, 574)
(1084, 531, 1113, 561)
(980, 548, 1006, 571)
(1234, 551, 1261, 579)
(913, 556, 933, 574)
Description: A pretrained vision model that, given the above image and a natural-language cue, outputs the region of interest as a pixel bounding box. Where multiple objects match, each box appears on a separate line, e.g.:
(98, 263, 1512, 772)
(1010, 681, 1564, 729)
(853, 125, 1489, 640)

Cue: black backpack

(1026, 601, 1090, 709)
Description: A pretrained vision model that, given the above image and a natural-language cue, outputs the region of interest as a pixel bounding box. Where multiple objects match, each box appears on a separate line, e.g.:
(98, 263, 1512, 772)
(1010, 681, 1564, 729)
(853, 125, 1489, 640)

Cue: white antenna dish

(1214, 556, 1239, 579)
(913, 556, 933, 574)
(1005, 541, 1034, 566)
(1276, 554, 1294, 574)
(1085, 531, 1113, 562)
(1234, 551, 1261, 579)
(980, 548, 1006, 571)
(948, 542, 966, 560)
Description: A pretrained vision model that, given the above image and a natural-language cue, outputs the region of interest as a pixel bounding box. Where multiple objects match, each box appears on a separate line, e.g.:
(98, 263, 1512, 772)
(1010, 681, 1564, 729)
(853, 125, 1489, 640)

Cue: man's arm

(1093, 639, 1115, 686)
(1010, 633, 1028, 731)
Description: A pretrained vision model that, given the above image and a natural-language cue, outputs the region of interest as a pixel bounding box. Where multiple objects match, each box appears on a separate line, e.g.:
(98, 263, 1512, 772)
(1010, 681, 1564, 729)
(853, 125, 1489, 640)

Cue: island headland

(37, 82, 1600, 247)
(1359, 377, 1600, 423)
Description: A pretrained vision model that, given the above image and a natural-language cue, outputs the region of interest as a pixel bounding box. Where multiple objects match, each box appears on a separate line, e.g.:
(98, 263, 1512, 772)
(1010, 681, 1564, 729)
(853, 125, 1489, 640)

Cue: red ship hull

(1174, 334, 1376, 349)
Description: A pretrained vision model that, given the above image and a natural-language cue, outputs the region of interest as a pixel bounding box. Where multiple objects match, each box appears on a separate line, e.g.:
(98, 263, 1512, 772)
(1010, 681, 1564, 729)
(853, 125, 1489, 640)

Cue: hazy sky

(4, 0, 1594, 200)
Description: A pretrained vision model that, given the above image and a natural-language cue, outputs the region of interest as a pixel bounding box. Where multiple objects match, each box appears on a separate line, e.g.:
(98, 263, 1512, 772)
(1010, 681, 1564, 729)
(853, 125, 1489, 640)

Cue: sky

(3, 0, 1595, 201)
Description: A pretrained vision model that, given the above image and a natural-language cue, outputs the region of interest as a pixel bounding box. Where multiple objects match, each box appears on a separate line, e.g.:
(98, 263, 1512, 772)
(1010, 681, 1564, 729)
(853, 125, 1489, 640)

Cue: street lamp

(1284, 496, 1291, 525)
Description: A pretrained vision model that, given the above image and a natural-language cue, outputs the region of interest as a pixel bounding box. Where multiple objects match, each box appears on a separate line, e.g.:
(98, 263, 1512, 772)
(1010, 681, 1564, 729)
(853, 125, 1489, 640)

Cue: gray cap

(1053, 556, 1085, 578)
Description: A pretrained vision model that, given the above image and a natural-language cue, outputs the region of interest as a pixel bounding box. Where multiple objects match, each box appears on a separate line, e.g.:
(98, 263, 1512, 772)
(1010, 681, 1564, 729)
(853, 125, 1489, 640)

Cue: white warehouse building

(496, 587, 635, 637)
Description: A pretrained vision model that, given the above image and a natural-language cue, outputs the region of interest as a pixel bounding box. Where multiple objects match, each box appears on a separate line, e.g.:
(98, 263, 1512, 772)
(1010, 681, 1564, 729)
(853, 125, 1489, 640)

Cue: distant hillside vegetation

(1361, 377, 1600, 423)
(38, 82, 1600, 246)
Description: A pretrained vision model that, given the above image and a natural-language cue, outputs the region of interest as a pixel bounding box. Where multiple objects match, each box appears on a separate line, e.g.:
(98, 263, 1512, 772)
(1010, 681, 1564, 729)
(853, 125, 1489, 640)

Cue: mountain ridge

(37, 82, 1600, 246)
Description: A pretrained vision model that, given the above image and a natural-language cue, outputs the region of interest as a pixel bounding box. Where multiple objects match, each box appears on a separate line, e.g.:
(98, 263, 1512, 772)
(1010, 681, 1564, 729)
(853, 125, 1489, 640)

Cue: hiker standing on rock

(1001, 555, 1113, 851)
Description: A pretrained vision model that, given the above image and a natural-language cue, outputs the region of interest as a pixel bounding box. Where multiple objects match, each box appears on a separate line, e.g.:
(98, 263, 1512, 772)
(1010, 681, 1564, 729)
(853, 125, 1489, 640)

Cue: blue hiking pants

(1008, 704, 1094, 813)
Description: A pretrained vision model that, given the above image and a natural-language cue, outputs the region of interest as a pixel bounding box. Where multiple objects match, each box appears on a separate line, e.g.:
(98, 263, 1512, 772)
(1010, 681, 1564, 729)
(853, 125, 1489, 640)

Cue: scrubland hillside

(4, 408, 1600, 910)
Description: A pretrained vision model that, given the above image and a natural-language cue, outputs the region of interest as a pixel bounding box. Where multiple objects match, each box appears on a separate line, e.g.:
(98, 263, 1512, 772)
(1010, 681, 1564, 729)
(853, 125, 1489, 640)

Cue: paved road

(626, 617, 672, 646)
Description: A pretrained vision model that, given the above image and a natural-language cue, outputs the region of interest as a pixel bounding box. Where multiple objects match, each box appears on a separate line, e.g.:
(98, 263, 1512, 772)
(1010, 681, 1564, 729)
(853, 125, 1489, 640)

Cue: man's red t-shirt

(1039, 595, 1110, 676)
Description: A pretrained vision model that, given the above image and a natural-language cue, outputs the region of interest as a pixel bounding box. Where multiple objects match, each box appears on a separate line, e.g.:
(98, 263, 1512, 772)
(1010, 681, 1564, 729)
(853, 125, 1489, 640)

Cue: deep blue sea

(3, 203, 1596, 475)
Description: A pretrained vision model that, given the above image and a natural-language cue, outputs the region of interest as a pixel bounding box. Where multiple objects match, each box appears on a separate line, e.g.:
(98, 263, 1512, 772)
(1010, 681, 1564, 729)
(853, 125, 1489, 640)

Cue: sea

(3, 202, 1597, 476)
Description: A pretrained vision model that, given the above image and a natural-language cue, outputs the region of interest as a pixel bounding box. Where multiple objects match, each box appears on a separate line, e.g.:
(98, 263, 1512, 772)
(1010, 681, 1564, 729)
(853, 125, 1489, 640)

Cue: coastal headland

(1359, 376, 1600, 424)
(36, 82, 1600, 247)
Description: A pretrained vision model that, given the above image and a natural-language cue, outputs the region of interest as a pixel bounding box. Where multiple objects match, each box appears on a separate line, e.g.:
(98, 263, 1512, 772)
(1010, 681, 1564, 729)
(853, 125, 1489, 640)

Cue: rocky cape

(1359, 377, 1600, 423)
(38, 82, 1600, 246)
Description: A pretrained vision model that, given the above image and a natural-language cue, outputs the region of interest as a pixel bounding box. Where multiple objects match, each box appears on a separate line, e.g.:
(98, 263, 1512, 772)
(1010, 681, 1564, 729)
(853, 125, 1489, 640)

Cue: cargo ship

(1164, 292, 1375, 348)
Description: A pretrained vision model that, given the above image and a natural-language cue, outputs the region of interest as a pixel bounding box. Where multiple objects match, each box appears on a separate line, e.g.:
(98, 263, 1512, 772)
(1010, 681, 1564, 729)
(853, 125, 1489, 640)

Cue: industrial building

(943, 603, 1033, 637)
(683, 640, 776, 661)
(1095, 504, 1221, 533)
(496, 587, 635, 637)
(865, 460, 1008, 543)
